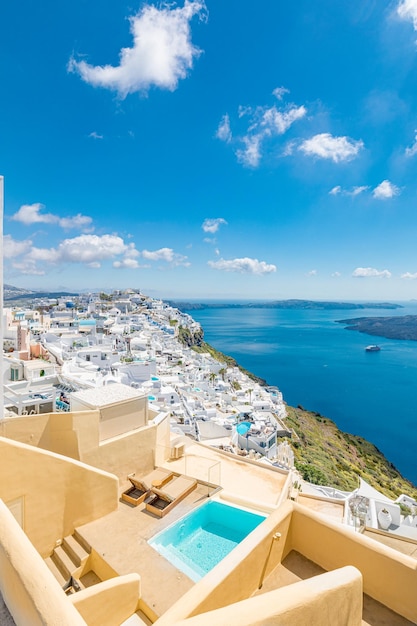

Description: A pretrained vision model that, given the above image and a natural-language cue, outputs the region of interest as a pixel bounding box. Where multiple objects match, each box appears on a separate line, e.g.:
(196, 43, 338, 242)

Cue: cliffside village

(1, 289, 417, 625)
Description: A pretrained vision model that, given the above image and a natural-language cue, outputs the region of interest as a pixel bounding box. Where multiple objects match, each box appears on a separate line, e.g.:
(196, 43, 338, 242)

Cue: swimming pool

(148, 500, 266, 581)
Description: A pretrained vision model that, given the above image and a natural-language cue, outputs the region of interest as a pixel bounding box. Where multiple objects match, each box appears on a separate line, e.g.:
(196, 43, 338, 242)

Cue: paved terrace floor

(76, 448, 288, 619)
(160, 442, 288, 506)
(253, 550, 415, 626)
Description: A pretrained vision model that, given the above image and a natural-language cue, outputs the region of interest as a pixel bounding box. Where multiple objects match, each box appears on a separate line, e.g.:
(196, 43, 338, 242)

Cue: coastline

(186, 333, 417, 499)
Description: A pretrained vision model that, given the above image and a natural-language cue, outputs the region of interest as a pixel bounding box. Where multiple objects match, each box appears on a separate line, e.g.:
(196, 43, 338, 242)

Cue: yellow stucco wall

(0, 500, 86, 626)
(157, 500, 417, 626)
(290, 504, 417, 623)
(0, 437, 118, 556)
(166, 566, 363, 626)
(0, 409, 171, 480)
(70, 573, 141, 626)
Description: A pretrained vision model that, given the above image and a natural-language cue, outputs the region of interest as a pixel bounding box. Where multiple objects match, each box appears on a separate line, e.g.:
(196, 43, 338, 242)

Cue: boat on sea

(365, 345, 381, 352)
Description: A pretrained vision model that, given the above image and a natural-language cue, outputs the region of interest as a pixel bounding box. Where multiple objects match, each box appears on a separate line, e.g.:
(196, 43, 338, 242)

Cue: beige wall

(0, 500, 86, 626)
(166, 566, 362, 626)
(290, 504, 417, 623)
(0, 409, 171, 481)
(70, 574, 141, 626)
(157, 500, 417, 626)
(0, 437, 118, 556)
(156, 501, 294, 626)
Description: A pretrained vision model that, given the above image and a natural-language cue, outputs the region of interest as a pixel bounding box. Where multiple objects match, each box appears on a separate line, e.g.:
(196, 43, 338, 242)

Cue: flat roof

(71, 383, 145, 408)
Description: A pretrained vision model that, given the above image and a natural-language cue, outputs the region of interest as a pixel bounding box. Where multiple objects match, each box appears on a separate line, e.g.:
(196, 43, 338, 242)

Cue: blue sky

(2, 0, 417, 299)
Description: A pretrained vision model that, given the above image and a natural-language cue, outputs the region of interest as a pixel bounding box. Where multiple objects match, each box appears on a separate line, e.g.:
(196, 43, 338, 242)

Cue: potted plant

(377, 507, 392, 530)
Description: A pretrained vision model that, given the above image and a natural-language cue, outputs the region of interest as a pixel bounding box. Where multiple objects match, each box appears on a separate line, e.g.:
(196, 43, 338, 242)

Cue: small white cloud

(88, 131, 103, 140)
(208, 257, 276, 275)
(214, 248, 220, 256)
(350, 185, 369, 196)
(202, 218, 227, 234)
(306, 269, 317, 276)
(236, 134, 263, 168)
(330, 185, 369, 197)
(3, 235, 33, 258)
(405, 131, 417, 156)
(299, 133, 364, 163)
(352, 267, 392, 278)
(11, 203, 56, 225)
(218, 91, 306, 168)
(11, 203, 93, 230)
(272, 86, 290, 100)
(329, 186, 342, 195)
(372, 180, 400, 199)
(68, 1, 206, 97)
(113, 258, 140, 269)
(397, 0, 417, 30)
(401, 271, 417, 279)
(216, 114, 232, 143)
(142, 247, 189, 266)
(332, 271, 341, 277)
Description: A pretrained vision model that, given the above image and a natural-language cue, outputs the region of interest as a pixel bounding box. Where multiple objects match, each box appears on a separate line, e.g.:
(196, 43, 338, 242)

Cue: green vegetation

(286, 405, 417, 499)
(100, 292, 112, 302)
(169, 319, 178, 326)
(177, 325, 416, 499)
(191, 341, 266, 386)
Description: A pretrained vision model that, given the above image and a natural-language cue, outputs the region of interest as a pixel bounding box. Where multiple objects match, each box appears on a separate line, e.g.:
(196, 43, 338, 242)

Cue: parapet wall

(0, 437, 118, 556)
(156, 500, 417, 625)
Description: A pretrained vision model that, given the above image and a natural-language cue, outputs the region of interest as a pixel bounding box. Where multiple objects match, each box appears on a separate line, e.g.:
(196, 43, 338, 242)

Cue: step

(73, 529, 92, 553)
(63, 535, 90, 567)
(45, 556, 67, 588)
(52, 545, 77, 579)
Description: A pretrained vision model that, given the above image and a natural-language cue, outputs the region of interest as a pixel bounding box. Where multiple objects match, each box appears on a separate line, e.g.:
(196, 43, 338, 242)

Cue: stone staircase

(45, 531, 91, 591)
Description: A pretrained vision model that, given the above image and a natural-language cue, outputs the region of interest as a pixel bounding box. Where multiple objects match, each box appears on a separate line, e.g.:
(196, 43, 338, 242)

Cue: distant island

(170, 299, 403, 312)
(338, 315, 417, 341)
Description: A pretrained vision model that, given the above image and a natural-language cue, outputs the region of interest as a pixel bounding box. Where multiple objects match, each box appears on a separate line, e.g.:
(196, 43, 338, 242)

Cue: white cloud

(68, 1, 206, 97)
(405, 131, 417, 156)
(11, 203, 57, 225)
(299, 133, 364, 163)
(259, 104, 306, 135)
(350, 185, 369, 196)
(329, 186, 341, 195)
(236, 134, 263, 168)
(216, 115, 232, 143)
(372, 180, 400, 199)
(202, 217, 227, 233)
(142, 247, 189, 266)
(208, 257, 277, 275)
(329, 185, 369, 196)
(401, 271, 417, 279)
(272, 86, 290, 100)
(113, 258, 140, 269)
(332, 271, 341, 277)
(217, 90, 306, 168)
(11, 203, 93, 230)
(88, 131, 103, 140)
(3, 235, 33, 258)
(397, 0, 417, 30)
(35, 234, 127, 266)
(352, 267, 392, 278)
(306, 269, 317, 276)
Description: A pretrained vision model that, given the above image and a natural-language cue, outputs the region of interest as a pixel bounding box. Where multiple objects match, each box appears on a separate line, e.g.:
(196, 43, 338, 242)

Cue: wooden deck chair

(121, 467, 174, 506)
(145, 475, 198, 518)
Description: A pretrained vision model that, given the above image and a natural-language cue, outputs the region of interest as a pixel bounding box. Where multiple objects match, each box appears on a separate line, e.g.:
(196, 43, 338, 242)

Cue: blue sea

(186, 303, 417, 486)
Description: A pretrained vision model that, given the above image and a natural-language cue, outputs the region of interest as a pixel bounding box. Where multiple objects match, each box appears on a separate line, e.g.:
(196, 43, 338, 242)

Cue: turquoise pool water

(148, 500, 266, 581)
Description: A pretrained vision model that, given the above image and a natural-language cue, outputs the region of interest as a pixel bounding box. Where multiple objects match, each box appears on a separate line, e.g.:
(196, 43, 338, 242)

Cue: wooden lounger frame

(145, 475, 198, 518)
(121, 468, 174, 506)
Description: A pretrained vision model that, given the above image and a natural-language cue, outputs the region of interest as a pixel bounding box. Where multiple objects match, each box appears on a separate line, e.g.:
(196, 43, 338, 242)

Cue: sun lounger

(121, 468, 174, 506)
(145, 475, 198, 517)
